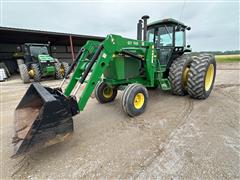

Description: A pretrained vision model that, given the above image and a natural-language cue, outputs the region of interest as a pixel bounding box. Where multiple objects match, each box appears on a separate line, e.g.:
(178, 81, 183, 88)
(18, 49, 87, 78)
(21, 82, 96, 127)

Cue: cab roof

(147, 18, 187, 28)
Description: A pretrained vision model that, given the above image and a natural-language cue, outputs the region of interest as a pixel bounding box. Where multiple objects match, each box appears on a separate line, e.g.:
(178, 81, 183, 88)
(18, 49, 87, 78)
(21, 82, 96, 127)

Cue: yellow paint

(205, 64, 214, 91)
(28, 69, 35, 77)
(103, 87, 113, 99)
(133, 93, 144, 109)
(60, 66, 65, 76)
(183, 67, 190, 88)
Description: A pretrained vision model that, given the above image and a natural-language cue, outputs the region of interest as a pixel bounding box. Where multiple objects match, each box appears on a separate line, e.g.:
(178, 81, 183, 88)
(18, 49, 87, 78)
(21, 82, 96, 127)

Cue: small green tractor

(15, 43, 69, 83)
(13, 16, 216, 157)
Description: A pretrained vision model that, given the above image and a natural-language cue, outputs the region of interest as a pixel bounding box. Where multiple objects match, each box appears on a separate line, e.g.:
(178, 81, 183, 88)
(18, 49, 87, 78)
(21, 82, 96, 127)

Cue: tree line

(195, 50, 240, 55)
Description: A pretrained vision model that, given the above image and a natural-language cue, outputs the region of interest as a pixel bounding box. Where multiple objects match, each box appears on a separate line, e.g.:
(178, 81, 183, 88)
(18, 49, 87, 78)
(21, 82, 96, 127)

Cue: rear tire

(187, 54, 216, 99)
(31, 63, 41, 82)
(19, 64, 30, 83)
(122, 83, 148, 117)
(95, 81, 117, 103)
(169, 54, 194, 96)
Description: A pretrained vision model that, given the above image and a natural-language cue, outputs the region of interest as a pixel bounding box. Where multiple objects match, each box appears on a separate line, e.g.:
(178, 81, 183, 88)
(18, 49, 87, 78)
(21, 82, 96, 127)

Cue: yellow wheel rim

(28, 69, 35, 77)
(60, 66, 65, 76)
(205, 64, 214, 91)
(103, 87, 113, 99)
(133, 93, 145, 109)
(183, 67, 190, 87)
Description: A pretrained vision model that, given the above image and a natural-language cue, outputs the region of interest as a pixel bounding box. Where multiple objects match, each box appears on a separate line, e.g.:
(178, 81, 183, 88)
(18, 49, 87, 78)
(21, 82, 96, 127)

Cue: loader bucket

(12, 83, 79, 157)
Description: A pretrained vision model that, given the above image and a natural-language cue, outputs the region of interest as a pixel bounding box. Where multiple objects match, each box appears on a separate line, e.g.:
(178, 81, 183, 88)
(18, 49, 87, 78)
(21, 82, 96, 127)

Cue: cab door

(156, 25, 174, 66)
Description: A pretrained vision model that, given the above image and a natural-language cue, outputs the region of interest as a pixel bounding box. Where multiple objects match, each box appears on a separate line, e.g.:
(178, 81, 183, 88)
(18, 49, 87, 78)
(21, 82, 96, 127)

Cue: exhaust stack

(137, 20, 143, 40)
(142, 15, 150, 41)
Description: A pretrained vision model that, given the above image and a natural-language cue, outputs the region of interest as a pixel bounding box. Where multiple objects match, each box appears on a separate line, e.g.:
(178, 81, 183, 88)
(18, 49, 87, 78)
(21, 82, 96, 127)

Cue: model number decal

(127, 41, 139, 46)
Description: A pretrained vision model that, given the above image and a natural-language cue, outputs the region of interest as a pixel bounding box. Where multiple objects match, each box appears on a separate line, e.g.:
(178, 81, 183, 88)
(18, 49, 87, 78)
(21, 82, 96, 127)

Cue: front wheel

(55, 62, 69, 79)
(62, 62, 70, 77)
(95, 81, 118, 103)
(31, 63, 41, 82)
(122, 83, 149, 117)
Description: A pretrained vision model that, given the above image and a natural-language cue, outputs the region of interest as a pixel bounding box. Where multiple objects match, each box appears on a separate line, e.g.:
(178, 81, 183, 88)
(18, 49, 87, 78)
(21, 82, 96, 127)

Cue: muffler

(12, 83, 79, 157)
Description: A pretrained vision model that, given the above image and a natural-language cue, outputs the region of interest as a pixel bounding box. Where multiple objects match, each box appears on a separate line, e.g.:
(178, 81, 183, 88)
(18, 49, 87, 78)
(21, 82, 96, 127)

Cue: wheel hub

(183, 67, 190, 88)
(133, 93, 144, 109)
(205, 64, 214, 91)
(60, 66, 65, 76)
(103, 87, 113, 98)
(28, 69, 35, 78)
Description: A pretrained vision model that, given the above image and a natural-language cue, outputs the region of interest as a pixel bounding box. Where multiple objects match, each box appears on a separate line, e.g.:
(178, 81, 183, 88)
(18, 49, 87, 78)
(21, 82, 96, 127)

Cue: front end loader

(12, 16, 216, 157)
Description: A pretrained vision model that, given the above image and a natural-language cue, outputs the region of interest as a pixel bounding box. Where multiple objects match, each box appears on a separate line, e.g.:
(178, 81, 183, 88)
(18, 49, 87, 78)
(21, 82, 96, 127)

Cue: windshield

(29, 46, 49, 57)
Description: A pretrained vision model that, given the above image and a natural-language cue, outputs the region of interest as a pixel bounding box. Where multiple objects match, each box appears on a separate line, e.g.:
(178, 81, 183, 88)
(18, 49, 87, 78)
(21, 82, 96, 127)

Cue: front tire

(31, 63, 41, 82)
(62, 62, 70, 77)
(95, 81, 117, 103)
(55, 62, 69, 79)
(187, 54, 216, 99)
(122, 83, 149, 117)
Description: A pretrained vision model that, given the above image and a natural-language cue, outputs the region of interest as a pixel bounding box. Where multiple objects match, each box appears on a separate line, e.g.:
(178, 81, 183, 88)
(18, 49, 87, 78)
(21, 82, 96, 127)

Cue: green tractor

(12, 16, 216, 157)
(16, 43, 69, 83)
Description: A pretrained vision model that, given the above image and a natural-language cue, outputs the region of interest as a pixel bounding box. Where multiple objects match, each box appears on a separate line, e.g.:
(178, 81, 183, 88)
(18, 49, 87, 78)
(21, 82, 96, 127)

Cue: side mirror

(187, 45, 191, 48)
(186, 27, 191, 31)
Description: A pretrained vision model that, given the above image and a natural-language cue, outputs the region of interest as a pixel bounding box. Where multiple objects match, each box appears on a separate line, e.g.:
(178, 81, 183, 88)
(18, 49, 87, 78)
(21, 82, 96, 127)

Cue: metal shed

(0, 26, 104, 74)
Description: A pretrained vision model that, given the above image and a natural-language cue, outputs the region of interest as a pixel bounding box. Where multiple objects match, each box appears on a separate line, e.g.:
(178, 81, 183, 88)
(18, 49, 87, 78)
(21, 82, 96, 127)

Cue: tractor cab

(26, 44, 49, 57)
(147, 18, 191, 67)
(137, 16, 191, 70)
(23, 43, 54, 64)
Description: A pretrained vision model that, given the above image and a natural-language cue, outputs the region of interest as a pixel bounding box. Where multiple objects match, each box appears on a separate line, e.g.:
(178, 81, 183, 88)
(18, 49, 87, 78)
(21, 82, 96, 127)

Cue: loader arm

(64, 34, 155, 111)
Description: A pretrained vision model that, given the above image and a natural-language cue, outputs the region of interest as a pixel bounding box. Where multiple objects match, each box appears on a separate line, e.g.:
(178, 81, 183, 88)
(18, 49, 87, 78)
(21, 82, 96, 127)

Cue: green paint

(45, 66, 55, 74)
(38, 54, 54, 62)
(16, 43, 62, 78)
(64, 34, 171, 111)
(215, 54, 240, 62)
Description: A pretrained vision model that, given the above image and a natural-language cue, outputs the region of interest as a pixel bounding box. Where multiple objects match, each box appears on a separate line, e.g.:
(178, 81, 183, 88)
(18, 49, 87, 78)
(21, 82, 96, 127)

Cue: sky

(0, 0, 239, 51)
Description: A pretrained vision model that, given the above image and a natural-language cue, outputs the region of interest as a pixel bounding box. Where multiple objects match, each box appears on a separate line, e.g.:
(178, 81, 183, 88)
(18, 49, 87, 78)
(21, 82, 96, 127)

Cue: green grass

(215, 54, 240, 62)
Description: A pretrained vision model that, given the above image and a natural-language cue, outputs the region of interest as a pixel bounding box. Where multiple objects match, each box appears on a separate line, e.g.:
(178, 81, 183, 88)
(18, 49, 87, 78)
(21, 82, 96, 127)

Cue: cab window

(158, 26, 173, 47)
(147, 28, 155, 42)
(175, 27, 184, 46)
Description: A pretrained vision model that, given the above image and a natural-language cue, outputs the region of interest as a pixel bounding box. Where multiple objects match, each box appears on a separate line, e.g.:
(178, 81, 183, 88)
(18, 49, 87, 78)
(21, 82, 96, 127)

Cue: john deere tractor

(16, 43, 69, 83)
(12, 16, 216, 157)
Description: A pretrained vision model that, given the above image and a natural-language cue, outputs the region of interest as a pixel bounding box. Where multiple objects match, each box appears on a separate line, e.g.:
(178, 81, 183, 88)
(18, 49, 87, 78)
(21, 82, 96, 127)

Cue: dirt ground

(0, 62, 239, 179)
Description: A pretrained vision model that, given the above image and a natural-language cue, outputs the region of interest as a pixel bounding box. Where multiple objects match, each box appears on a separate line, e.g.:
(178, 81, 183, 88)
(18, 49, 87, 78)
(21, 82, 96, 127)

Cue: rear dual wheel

(169, 53, 216, 99)
(187, 54, 216, 99)
(169, 54, 193, 96)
